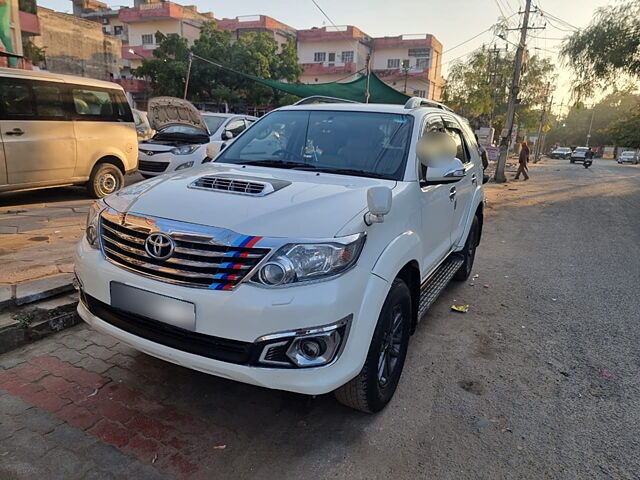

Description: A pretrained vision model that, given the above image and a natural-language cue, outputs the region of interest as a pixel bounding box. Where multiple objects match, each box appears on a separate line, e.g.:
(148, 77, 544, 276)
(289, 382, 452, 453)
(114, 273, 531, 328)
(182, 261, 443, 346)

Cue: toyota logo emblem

(144, 233, 175, 260)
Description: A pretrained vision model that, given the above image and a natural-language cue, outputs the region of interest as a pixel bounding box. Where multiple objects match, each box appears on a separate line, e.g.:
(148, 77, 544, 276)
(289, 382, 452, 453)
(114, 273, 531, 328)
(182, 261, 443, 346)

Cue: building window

(341, 51, 354, 63)
(387, 58, 400, 69)
(141, 34, 154, 45)
(415, 58, 429, 70)
(314, 52, 326, 62)
(402, 59, 410, 69)
(413, 89, 426, 98)
(328, 52, 336, 62)
(114, 25, 124, 35)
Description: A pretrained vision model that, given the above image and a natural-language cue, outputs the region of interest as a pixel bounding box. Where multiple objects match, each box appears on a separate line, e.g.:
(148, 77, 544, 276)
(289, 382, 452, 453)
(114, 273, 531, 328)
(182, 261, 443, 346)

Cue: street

(1, 157, 638, 479)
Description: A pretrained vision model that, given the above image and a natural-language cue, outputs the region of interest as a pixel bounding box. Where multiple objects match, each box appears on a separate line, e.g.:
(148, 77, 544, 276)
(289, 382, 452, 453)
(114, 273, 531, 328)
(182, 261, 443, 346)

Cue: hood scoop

(188, 174, 291, 197)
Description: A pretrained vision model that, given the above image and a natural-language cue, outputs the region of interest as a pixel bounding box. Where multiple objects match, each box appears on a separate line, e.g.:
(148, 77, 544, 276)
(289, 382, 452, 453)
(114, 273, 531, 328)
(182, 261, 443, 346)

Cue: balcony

(18, 11, 40, 35)
(301, 62, 357, 75)
(113, 78, 150, 94)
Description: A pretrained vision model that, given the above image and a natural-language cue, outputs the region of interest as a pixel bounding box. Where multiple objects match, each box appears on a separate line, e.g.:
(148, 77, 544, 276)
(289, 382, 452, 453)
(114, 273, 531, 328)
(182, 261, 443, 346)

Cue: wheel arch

(395, 260, 421, 334)
(92, 155, 126, 175)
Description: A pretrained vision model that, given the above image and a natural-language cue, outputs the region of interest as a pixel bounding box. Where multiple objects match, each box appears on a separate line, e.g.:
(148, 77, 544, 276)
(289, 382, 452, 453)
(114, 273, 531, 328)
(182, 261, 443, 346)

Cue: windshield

(556, 147, 570, 152)
(215, 110, 414, 180)
(203, 116, 227, 134)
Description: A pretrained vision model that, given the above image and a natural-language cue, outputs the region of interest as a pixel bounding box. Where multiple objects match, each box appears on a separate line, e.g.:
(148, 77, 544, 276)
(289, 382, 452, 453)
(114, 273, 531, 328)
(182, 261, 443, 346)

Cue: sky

(39, 0, 615, 109)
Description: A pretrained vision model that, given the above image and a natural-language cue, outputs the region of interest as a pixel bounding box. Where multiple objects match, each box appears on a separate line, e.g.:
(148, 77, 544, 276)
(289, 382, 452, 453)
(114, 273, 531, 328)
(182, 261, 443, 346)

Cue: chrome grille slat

(100, 214, 269, 289)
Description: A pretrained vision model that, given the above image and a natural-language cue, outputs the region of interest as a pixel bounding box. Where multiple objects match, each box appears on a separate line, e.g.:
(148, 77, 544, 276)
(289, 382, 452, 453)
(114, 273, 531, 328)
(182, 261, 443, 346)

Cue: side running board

(417, 253, 464, 320)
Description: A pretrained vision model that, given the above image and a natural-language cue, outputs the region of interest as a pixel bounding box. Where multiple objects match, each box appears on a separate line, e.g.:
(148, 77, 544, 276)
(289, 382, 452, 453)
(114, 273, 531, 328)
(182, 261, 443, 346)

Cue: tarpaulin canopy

(190, 54, 410, 105)
(241, 72, 411, 105)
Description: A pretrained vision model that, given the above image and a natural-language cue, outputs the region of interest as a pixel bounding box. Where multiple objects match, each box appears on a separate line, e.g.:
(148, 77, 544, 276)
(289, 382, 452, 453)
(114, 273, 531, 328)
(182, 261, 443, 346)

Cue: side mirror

(222, 130, 233, 140)
(364, 186, 392, 225)
(424, 157, 466, 184)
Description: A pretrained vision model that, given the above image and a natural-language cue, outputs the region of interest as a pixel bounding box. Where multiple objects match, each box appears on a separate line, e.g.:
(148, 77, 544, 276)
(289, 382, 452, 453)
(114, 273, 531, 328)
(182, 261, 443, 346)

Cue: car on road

(0, 68, 137, 198)
(550, 146, 571, 159)
(137, 97, 256, 178)
(75, 97, 485, 413)
(570, 147, 590, 163)
(617, 150, 639, 164)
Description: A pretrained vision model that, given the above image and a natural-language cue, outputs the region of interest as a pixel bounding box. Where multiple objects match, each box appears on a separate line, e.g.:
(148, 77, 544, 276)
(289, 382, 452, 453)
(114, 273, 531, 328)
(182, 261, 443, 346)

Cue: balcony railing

(301, 61, 357, 75)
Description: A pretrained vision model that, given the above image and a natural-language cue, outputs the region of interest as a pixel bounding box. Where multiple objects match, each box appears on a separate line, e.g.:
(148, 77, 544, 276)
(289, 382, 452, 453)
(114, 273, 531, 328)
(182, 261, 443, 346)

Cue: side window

(72, 88, 114, 117)
(112, 90, 134, 122)
(0, 81, 34, 117)
(422, 115, 445, 135)
(442, 116, 470, 164)
(33, 84, 65, 118)
(226, 119, 246, 136)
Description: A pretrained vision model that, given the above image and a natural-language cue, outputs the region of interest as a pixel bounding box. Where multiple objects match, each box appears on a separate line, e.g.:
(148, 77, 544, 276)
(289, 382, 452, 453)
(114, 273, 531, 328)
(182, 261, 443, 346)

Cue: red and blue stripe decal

(208, 235, 263, 290)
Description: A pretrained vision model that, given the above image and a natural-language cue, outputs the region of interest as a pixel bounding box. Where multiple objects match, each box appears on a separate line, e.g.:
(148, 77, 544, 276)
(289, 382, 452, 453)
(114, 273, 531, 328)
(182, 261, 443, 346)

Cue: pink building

(217, 15, 296, 47)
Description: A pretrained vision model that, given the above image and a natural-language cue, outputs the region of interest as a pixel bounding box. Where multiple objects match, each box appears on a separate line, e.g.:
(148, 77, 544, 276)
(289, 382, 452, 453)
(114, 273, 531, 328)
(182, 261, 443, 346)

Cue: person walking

(514, 141, 530, 181)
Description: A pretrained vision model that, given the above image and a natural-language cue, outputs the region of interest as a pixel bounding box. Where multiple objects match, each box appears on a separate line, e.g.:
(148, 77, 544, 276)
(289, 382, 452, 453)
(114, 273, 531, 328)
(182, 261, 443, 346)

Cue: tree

(607, 112, 640, 148)
(561, 0, 640, 99)
(443, 47, 555, 139)
(133, 23, 303, 107)
(133, 32, 190, 98)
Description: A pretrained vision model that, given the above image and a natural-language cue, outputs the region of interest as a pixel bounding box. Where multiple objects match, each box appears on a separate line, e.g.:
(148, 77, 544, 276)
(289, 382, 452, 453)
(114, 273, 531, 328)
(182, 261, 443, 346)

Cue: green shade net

(243, 72, 411, 104)
(191, 54, 411, 104)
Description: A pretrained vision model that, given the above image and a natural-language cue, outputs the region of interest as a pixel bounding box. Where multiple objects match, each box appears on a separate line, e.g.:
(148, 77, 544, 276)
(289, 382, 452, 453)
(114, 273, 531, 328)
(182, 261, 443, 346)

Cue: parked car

(75, 97, 485, 413)
(617, 150, 639, 164)
(132, 109, 154, 141)
(550, 146, 571, 159)
(570, 147, 590, 163)
(0, 67, 137, 198)
(137, 97, 256, 178)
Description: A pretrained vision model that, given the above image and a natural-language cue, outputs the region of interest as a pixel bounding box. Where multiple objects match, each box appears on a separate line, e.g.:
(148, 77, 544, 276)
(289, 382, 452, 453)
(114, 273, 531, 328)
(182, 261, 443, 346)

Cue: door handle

(471, 173, 477, 185)
(4, 128, 24, 136)
(449, 186, 456, 201)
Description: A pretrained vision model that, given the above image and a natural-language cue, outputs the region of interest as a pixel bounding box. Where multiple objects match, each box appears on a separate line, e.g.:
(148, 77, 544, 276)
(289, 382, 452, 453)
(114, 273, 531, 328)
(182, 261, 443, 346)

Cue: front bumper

(75, 240, 390, 395)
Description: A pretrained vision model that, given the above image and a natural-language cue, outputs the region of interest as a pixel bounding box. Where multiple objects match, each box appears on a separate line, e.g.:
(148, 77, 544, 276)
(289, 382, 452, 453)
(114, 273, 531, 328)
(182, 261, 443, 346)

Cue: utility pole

(533, 82, 552, 163)
(586, 108, 595, 147)
(365, 52, 371, 103)
(494, 0, 533, 182)
(402, 60, 410, 94)
(183, 52, 193, 100)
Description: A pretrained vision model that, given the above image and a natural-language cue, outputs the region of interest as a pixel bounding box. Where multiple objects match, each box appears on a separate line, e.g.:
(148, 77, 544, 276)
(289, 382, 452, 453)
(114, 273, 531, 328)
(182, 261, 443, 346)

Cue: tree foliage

(561, 0, 640, 98)
(443, 47, 555, 137)
(544, 90, 640, 147)
(132, 22, 302, 106)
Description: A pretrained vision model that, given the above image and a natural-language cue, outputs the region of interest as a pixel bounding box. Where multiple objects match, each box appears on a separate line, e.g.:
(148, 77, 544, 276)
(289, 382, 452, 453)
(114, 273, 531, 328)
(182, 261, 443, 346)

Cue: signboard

(529, 136, 538, 144)
(542, 124, 551, 132)
(486, 146, 500, 161)
(475, 127, 495, 146)
(603, 146, 615, 159)
(0, 0, 22, 67)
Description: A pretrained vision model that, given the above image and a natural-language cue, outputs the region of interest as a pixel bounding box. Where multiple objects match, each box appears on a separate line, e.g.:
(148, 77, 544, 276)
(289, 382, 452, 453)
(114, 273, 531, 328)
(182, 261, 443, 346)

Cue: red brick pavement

(0, 354, 209, 478)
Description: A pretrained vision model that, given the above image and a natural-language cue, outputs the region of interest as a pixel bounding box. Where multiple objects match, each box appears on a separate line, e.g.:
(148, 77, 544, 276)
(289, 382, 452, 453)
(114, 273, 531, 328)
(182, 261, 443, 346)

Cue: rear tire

(453, 215, 479, 281)
(87, 163, 124, 198)
(334, 279, 411, 413)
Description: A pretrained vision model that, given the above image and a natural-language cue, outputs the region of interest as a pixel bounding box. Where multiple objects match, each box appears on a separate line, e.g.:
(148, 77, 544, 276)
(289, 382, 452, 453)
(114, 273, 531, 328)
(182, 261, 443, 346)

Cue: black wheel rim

(377, 304, 404, 388)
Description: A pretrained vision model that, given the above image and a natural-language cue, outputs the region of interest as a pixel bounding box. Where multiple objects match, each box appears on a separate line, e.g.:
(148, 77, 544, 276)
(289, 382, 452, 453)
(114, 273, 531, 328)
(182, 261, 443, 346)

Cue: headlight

(85, 200, 105, 249)
(170, 145, 199, 155)
(175, 161, 194, 171)
(254, 234, 365, 287)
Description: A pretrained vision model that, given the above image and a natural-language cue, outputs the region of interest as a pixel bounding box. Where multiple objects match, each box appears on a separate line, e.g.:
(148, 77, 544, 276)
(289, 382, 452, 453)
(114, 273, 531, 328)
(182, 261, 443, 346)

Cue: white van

(0, 68, 138, 198)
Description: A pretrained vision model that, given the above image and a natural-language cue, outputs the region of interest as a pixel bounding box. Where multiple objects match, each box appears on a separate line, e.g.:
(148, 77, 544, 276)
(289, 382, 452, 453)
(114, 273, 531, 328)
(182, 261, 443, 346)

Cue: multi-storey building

(217, 15, 296, 48)
(371, 34, 444, 101)
(296, 25, 371, 83)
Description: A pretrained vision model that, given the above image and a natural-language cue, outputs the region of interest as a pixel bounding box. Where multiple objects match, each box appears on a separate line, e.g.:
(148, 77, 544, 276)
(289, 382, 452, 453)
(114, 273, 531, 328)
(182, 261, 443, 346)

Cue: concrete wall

(34, 7, 122, 80)
(298, 39, 369, 68)
(127, 18, 180, 47)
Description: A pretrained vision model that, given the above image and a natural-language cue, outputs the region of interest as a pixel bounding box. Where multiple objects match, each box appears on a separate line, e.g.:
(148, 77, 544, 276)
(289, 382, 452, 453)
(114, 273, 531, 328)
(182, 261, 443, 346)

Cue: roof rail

(294, 96, 360, 105)
(404, 97, 453, 112)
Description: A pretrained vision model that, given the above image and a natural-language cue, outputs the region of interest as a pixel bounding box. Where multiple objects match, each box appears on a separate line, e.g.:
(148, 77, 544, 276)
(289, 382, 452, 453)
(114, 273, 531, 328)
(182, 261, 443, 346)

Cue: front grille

(100, 213, 270, 290)
(138, 160, 169, 172)
(189, 175, 268, 196)
(82, 293, 254, 364)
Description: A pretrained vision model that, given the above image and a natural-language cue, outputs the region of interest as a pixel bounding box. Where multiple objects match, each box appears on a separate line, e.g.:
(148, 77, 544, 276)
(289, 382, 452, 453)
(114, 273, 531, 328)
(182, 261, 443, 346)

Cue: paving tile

(50, 346, 86, 364)
(83, 442, 136, 474)
(0, 392, 34, 415)
(57, 334, 93, 351)
(82, 344, 117, 362)
(82, 468, 117, 480)
(40, 447, 94, 480)
(56, 403, 101, 430)
(6, 428, 56, 457)
(0, 415, 25, 441)
(14, 406, 64, 434)
(75, 356, 113, 374)
(0, 355, 27, 370)
(85, 332, 120, 349)
(45, 423, 98, 451)
(88, 419, 135, 448)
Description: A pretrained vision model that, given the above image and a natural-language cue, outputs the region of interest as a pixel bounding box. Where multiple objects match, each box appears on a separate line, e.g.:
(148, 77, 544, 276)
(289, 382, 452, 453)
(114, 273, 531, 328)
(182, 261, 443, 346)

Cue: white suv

(75, 98, 485, 412)
(137, 97, 256, 177)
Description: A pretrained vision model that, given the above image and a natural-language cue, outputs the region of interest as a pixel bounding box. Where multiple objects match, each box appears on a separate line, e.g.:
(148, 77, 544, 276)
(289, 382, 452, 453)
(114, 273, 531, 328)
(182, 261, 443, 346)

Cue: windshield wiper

(299, 167, 390, 179)
(240, 160, 316, 169)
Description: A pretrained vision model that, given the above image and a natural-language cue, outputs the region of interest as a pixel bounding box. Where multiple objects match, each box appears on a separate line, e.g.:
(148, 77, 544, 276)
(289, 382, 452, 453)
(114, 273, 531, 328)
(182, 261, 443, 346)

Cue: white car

(75, 97, 485, 413)
(137, 97, 256, 178)
(617, 150, 639, 164)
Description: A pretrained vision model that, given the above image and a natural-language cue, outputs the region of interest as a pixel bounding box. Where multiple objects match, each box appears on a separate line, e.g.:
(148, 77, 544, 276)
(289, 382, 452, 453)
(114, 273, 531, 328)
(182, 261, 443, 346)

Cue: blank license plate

(110, 282, 196, 331)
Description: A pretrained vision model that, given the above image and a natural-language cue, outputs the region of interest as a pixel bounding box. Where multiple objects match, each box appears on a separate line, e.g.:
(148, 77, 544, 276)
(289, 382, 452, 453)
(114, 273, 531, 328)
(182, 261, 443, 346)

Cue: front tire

(87, 163, 124, 198)
(334, 279, 411, 413)
(453, 215, 479, 281)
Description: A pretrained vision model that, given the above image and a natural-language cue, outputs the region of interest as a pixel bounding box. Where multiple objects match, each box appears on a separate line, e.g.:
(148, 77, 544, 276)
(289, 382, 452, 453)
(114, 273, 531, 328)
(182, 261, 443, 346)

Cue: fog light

(175, 161, 194, 171)
(286, 330, 341, 367)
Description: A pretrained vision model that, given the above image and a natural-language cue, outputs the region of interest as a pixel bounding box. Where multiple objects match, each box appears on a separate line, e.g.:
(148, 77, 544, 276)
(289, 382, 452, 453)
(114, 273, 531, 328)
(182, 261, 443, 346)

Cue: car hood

(147, 96, 209, 135)
(105, 164, 396, 238)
